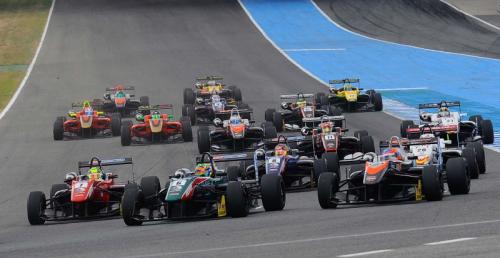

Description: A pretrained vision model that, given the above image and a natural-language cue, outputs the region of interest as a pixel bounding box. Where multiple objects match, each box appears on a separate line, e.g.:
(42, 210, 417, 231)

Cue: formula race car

(317, 78, 383, 112)
(317, 135, 470, 209)
(182, 94, 251, 125)
(183, 76, 242, 105)
(265, 93, 340, 132)
(197, 109, 277, 153)
(121, 153, 284, 224)
(299, 116, 375, 160)
(235, 135, 336, 191)
(99, 84, 149, 117)
(27, 157, 132, 225)
(400, 101, 494, 145)
(53, 101, 121, 140)
(120, 105, 192, 146)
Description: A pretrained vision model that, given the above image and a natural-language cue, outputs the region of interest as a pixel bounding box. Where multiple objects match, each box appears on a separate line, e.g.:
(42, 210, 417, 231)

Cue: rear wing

(208, 152, 254, 163)
(78, 158, 133, 169)
(379, 137, 438, 148)
(265, 135, 309, 145)
(418, 101, 460, 109)
(196, 76, 223, 81)
(302, 115, 345, 123)
(106, 86, 135, 91)
(329, 78, 360, 84)
(138, 104, 173, 111)
(280, 93, 314, 100)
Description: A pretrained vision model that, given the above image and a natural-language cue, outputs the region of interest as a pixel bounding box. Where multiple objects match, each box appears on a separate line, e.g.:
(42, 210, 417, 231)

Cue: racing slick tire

(122, 184, 143, 226)
(479, 119, 494, 144)
(226, 181, 249, 217)
(446, 157, 470, 195)
(27, 191, 46, 225)
(422, 166, 443, 201)
(264, 123, 277, 139)
(181, 117, 193, 142)
(111, 113, 122, 136)
(317, 173, 338, 209)
(328, 105, 342, 116)
(197, 128, 211, 154)
(140, 176, 161, 207)
(354, 130, 368, 139)
(322, 152, 340, 178)
(121, 121, 133, 146)
(232, 87, 242, 101)
(140, 96, 149, 107)
(468, 141, 485, 173)
(313, 159, 327, 182)
(400, 120, 415, 138)
(53, 116, 65, 140)
(182, 104, 196, 125)
(265, 108, 275, 122)
(272, 112, 283, 132)
(462, 147, 479, 179)
(469, 115, 483, 124)
(183, 88, 195, 105)
(360, 135, 375, 153)
(372, 92, 383, 111)
(261, 174, 286, 211)
(226, 166, 241, 181)
(50, 184, 70, 209)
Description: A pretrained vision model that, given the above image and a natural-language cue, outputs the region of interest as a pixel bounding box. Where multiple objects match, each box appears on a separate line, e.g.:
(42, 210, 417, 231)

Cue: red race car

(53, 100, 121, 140)
(27, 157, 133, 225)
(120, 104, 192, 145)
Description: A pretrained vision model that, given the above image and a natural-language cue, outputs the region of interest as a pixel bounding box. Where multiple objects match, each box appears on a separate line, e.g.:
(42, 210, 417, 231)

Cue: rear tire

(121, 184, 143, 226)
(462, 147, 479, 179)
(140, 176, 160, 206)
(181, 117, 193, 142)
(121, 121, 133, 146)
(446, 158, 470, 195)
(360, 135, 375, 153)
(273, 112, 283, 132)
(27, 191, 46, 225)
(322, 152, 339, 178)
(468, 141, 485, 173)
(111, 113, 122, 136)
(226, 181, 249, 218)
(400, 120, 414, 138)
(53, 116, 65, 140)
(182, 104, 196, 125)
(226, 166, 241, 181)
(197, 128, 211, 154)
(265, 108, 275, 122)
(183, 88, 195, 105)
(317, 173, 338, 209)
(354, 130, 368, 139)
(232, 87, 242, 101)
(139, 96, 149, 106)
(313, 159, 327, 182)
(264, 123, 277, 139)
(373, 92, 383, 111)
(261, 174, 285, 211)
(422, 166, 443, 201)
(469, 115, 483, 124)
(479, 119, 494, 144)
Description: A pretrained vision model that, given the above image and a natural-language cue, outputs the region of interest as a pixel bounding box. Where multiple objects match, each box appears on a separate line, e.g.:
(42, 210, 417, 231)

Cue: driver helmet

(151, 111, 161, 120)
(174, 168, 191, 178)
(382, 147, 403, 161)
(136, 113, 144, 121)
(207, 80, 216, 87)
(321, 123, 332, 133)
(195, 82, 202, 88)
(230, 116, 241, 125)
(296, 98, 306, 108)
(211, 95, 221, 103)
(115, 84, 125, 91)
(82, 100, 92, 108)
(115, 91, 126, 98)
(275, 144, 289, 157)
(438, 106, 449, 117)
(195, 163, 212, 177)
(84, 107, 93, 116)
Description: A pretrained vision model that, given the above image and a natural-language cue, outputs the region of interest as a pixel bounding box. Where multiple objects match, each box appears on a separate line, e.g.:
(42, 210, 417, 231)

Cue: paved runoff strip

(424, 237, 477, 246)
(337, 249, 393, 257)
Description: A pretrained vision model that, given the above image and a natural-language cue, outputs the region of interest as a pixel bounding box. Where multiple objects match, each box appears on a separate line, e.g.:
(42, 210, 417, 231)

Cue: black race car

(182, 94, 250, 125)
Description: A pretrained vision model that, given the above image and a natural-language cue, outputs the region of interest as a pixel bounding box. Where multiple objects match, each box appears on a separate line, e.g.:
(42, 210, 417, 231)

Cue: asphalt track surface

(1, 0, 500, 257)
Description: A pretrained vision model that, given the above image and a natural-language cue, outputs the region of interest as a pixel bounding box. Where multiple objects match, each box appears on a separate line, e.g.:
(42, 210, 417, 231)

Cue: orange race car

(53, 101, 121, 140)
(120, 104, 192, 145)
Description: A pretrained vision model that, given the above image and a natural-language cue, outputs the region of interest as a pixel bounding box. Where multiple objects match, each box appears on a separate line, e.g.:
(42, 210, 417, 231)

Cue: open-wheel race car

(98, 84, 149, 117)
(400, 101, 494, 144)
(121, 152, 285, 224)
(197, 108, 277, 153)
(316, 78, 383, 112)
(53, 100, 121, 140)
(234, 135, 336, 191)
(183, 76, 242, 105)
(120, 104, 192, 146)
(27, 157, 133, 225)
(265, 93, 341, 132)
(317, 135, 470, 209)
(182, 94, 251, 125)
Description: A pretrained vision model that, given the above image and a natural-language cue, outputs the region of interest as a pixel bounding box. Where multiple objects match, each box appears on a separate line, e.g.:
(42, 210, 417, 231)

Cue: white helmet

(174, 168, 191, 178)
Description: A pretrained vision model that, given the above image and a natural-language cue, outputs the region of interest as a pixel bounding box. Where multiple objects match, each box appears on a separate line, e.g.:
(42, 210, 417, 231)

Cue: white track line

(338, 249, 393, 257)
(125, 219, 500, 258)
(424, 237, 477, 246)
(441, 0, 500, 32)
(0, 0, 56, 121)
(310, 0, 500, 61)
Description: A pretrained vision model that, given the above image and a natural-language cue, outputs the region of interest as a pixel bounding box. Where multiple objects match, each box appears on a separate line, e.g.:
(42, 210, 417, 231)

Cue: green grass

(0, 0, 51, 110)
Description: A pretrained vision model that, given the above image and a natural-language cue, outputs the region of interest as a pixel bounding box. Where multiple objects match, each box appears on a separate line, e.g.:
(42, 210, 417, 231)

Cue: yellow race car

(316, 78, 383, 112)
(183, 76, 242, 105)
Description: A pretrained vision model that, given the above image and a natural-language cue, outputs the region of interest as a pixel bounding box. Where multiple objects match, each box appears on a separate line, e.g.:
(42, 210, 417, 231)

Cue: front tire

(317, 173, 338, 209)
(422, 166, 443, 201)
(27, 191, 46, 225)
(53, 116, 65, 140)
(121, 121, 133, 146)
(121, 184, 143, 226)
(181, 117, 193, 142)
(197, 128, 211, 154)
(226, 181, 249, 218)
(479, 119, 494, 144)
(446, 158, 470, 195)
(273, 112, 283, 132)
(110, 113, 122, 136)
(261, 174, 285, 211)
(400, 120, 414, 138)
